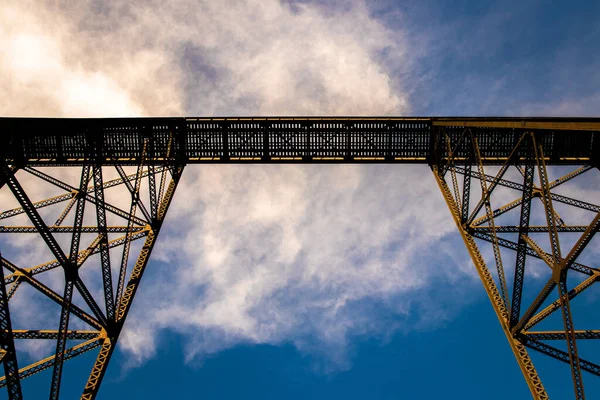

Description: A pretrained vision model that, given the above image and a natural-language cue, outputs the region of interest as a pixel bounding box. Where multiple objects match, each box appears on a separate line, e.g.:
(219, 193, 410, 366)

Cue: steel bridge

(0, 117, 599, 399)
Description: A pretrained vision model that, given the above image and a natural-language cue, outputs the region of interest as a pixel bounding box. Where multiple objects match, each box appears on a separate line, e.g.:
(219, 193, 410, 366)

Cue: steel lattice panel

(2, 117, 599, 165)
(270, 122, 305, 158)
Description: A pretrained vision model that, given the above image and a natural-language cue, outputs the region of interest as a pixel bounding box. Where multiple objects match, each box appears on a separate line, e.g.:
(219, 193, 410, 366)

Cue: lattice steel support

(432, 163, 549, 400)
(81, 165, 183, 400)
(433, 129, 600, 399)
(0, 133, 183, 399)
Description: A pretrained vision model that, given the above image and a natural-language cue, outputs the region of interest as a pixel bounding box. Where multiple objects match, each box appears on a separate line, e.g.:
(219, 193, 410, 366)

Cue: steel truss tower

(0, 117, 598, 399)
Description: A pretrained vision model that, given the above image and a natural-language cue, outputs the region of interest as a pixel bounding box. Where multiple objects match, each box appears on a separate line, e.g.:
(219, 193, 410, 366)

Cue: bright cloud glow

(0, 0, 425, 370)
(0, 0, 407, 117)
(121, 164, 470, 369)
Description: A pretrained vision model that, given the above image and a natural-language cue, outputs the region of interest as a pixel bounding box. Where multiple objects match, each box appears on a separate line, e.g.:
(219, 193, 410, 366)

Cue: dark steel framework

(0, 117, 598, 399)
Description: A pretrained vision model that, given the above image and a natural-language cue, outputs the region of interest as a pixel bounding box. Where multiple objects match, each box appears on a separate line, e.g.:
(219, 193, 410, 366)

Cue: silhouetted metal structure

(0, 117, 598, 399)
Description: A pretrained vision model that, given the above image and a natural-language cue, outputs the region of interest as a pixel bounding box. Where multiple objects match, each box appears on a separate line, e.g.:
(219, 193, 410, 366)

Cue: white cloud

(0, 0, 425, 372)
(0, 4, 149, 117)
(0, 0, 407, 117)
(122, 164, 471, 369)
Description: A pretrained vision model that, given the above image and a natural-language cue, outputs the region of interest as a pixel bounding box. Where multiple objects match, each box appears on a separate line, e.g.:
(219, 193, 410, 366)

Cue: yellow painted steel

(534, 141, 563, 266)
(526, 274, 598, 331)
(81, 167, 182, 399)
(472, 225, 589, 231)
(560, 212, 600, 272)
(0, 338, 102, 385)
(433, 119, 600, 131)
(3, 229, 150, 282)
(116, 230, 156, 322)
(81, 338, 111, 400)
(473, 137, 510, 309)
(10, 330, 100, 335)
(432, 165, 549, 400)
(1, 258, 102, 330)
(524, 330, 600, 338)
(0, 226, 144, 232)
(521, 236, 556, 269)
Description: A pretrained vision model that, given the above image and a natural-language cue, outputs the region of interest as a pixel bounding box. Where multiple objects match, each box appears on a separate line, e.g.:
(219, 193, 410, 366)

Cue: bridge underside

(1, 117, 599, 166)
(0, 117, 599, 399)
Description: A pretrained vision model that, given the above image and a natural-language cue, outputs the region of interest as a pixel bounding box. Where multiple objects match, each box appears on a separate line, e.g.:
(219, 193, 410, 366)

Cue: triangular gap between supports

(76, 251, 111, 321)
(0, 235, 56, 277)
(15, 231, 101, 297)
(70, 283, 101, 331)
(23, 266, 65, 302)
(8, 283, 62, 365)
(103, 176, 150, 226)
(526, 231, 555, 262)
(17, 168, 70, 202)
(0, 169, 105, 231)
(503, 165, 527, 186)
(547, 165, 599, 219)
(488, 183, 523, 214)
(460, 165, 529, 227)
(545, 165, 576, 182)
(574, 234, 600, 269)
(528, 199, 552, 231)
(550, 201, 593, 228)
(490, 205, 522, 227)
(57, 345, 102, 399)
(16, 167, 90, 232)
(118, 238, 145, 290)
(499, 243, 520, 283)
(552, 183, 600, 210)
(520, 256, 554, 297)
(79, 203, 99, 228)
(567, 277, 600, 359)
(557, 231, 594, 262)
(106, 232, 141, 283)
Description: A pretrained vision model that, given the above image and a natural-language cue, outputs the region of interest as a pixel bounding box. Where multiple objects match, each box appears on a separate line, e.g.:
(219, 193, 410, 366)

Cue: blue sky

(1, 0, 600, 399)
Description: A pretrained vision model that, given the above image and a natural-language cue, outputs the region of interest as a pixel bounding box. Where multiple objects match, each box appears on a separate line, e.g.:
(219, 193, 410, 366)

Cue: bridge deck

(1, 117, 598, 165)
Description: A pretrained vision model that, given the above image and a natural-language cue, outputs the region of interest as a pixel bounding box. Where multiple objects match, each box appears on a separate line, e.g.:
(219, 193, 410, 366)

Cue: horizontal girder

(1, 117, 598, 166)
